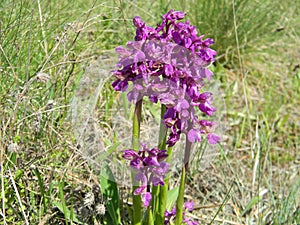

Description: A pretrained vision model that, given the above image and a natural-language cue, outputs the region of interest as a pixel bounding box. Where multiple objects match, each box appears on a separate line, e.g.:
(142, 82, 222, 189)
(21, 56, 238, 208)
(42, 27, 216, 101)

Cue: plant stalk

(132, 99, 143, 225)
(156, 105, 170, 224)
(175, 134, 192, 225)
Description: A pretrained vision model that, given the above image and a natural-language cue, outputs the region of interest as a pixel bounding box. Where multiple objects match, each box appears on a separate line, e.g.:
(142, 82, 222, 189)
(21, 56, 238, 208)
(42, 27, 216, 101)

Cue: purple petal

(112, 80, 128, 91)
(133, 16, 145, 28)
(127, 89, 140, 104)
(175, 99, 190, 112)
(165, 10, 185, 21)
(115, 46, 130, 57)
(149, 95, 158, 103)
(172, 32, 182, 44)
(181, 109, 190, 118)
(134, 185, 146, 195)
(184, 201, 194, 211)
(160, 93, 176, 107)
(203, 38, 214, 47)
(141, 192, 152, 207)
(122, 150, 139, 160)
(143, 157, 160, 166)
(159, 162, 170, 174)
(152, 82, 168, 93)
(199, 92, 213, 100)
(207, 133, 221, 144)
(188, 84, 200, 99)
(164, 107, 177, 120)
(157, 150, 168, 161)
(199, 102, 216, 116)
(199, 120, 214, 127)
(185, 219, 200, 225)
(130, 158, 142, 169)
(183, 37, 192, 48)
(187, 129, 201, 143)
(151, 176, 164, 186)
(164, 64, 174, 77)
(134, 50, 146, 63)
(135, 172, 147, 184)
(166, 132, 180, 146)
(199, 68, 213, 80)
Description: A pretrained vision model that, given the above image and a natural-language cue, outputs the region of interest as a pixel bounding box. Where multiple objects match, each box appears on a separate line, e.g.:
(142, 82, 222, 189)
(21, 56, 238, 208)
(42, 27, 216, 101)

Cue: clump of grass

(168, 0, 298, 67)
(0, 0, 125, 224)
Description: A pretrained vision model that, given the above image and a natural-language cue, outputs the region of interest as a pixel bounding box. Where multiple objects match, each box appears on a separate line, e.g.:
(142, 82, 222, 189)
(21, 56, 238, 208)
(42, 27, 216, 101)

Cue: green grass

(1, 0, 299, 224)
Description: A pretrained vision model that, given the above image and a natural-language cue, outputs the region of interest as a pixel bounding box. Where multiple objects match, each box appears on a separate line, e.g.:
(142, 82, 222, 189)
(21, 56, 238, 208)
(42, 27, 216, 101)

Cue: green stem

(146, 207, 154, 225)
(151, 185, 159, 222)
(158, 146, 173, 222)
(158, 105, 167, 149)
(156, 105, 170, 224)
(175, 135, 192, 225)
(132, 100, 142, 151)
(132, 100, 143, 225)
(175, 166, 186, 225)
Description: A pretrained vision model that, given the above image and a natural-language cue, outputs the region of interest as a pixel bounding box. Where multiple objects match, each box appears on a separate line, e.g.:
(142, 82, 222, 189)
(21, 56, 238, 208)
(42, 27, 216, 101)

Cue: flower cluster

(113, 10, 220, 146)
(122, 144, 169, 207)
(164, 201, 199, 225)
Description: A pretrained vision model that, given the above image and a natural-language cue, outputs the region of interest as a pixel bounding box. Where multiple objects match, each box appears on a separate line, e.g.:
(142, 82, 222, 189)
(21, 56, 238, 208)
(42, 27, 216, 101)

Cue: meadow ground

(0, 0, 299, 224)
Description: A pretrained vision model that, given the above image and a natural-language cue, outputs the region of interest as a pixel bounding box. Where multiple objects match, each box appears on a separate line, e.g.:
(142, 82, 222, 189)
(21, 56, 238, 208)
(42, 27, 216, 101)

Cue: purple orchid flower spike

(113, 9, 222, 225)
(164, 201, 199, 225)
(122, 144, 170, 207)
(114, 12, 221, 190)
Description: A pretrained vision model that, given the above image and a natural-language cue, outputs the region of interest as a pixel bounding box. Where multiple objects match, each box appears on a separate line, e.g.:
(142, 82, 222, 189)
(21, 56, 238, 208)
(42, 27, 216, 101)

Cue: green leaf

(175, 166, 186, 225)
(166, 187, 179, 210)
(33, 168, 46, 214)
(96, 142, 120, 162)
(241, 195, 260, 216)
(146, 208, 154, 225)
(52, 201, 84, 224)
(100, 162, 121, 225)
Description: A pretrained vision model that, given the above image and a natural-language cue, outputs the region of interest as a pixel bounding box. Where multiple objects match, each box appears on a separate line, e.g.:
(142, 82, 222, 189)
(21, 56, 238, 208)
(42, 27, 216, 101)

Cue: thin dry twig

(232, 0, 255, 198)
